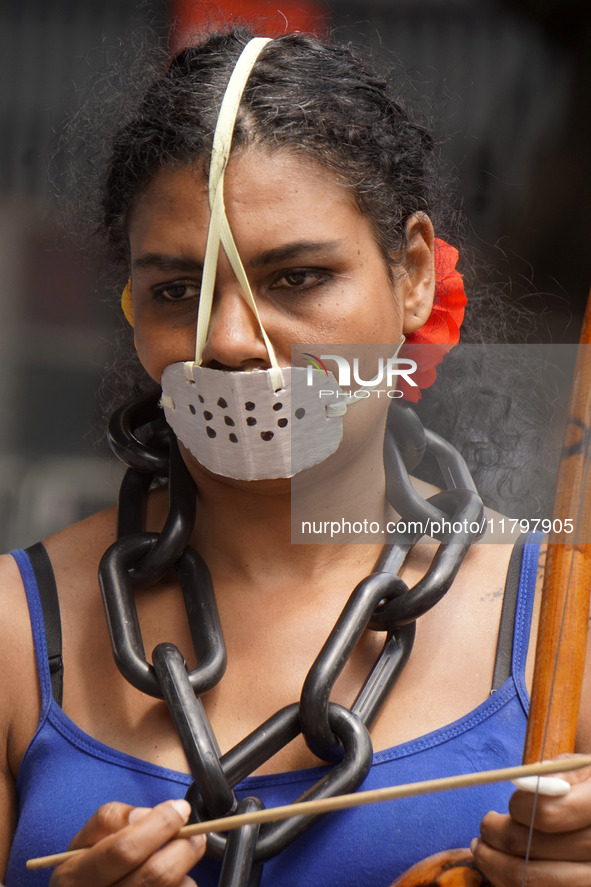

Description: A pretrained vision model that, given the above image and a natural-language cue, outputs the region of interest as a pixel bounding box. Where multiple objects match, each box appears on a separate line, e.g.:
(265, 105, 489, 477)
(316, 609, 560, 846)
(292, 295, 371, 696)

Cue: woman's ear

(401, 213, 435, 335)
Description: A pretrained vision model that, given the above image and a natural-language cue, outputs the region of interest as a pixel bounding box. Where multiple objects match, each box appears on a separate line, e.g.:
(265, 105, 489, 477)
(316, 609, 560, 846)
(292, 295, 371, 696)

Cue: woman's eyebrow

(132, 241, 341, 273)
(132, 253, 203, 272)
(249, 240, 341, 267)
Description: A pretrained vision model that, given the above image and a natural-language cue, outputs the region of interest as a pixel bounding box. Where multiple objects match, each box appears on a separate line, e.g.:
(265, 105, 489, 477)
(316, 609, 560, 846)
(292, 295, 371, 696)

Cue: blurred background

(0, 0, 589, 549)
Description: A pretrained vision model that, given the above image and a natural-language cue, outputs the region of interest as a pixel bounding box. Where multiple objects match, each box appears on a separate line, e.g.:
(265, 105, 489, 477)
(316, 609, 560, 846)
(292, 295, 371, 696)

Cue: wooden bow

(392, 295, 591, 886)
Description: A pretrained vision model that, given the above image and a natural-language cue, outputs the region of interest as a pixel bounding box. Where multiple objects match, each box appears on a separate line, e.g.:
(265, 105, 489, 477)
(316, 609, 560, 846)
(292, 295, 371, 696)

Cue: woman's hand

(471, 761, 591, 886)
(49, 799, 205, 887)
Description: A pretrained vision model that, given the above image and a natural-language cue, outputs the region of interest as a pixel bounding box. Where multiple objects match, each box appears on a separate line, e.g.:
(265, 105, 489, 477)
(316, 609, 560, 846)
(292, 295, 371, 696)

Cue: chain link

(99, 536, 226, 697)
(98, 393, 484, 886)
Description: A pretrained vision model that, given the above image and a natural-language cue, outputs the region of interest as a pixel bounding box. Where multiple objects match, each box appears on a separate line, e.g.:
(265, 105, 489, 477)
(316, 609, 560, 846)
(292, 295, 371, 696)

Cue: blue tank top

(6, 538, 539, 887)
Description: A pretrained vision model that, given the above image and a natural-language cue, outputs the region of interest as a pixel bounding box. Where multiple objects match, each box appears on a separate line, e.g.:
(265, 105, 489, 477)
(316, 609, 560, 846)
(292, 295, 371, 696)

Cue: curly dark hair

(101, 29, 440, 272)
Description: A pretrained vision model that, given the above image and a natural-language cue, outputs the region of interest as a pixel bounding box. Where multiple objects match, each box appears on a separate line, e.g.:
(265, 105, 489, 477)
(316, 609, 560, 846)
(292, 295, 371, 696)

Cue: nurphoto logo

(304, 352, 418, 398)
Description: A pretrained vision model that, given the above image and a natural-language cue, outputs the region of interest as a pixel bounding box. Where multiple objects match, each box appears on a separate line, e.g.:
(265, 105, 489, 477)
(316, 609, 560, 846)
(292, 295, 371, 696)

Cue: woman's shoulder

(2, 507, 117, 645)
(0, 550, 42, 785)
(43, 507, 119, 650)
(43, 504, 118, 570)
(0, 504, 117, 605)
(0, 507, 118, 772)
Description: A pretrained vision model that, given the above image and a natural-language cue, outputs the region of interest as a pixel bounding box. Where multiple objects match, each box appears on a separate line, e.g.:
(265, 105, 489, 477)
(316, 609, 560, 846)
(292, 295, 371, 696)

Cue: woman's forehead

(127, 148, 364, 255)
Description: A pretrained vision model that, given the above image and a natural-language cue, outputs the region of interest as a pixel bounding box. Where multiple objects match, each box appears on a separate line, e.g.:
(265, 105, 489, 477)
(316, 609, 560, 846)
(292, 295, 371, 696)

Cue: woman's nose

(200, 286, 271, 370)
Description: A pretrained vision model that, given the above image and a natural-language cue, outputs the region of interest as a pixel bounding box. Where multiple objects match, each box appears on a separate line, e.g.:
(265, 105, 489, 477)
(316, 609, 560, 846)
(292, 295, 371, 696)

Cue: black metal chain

(99, 393, 485, 886)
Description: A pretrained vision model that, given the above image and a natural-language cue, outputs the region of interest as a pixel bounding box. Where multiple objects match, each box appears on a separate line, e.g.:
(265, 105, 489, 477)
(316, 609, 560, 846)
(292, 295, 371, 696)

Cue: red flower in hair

(399, 238, 466, 402)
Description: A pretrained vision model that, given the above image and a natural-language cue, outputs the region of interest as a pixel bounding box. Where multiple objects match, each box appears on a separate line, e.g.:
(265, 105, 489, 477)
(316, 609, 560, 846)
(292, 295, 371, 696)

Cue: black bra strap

(25, 542, 64, 708)
(491, 533, 529, 692)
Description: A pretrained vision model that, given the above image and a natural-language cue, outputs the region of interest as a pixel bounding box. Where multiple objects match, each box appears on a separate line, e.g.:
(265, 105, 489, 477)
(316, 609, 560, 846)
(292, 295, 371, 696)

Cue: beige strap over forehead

(192, 36, 285, 392)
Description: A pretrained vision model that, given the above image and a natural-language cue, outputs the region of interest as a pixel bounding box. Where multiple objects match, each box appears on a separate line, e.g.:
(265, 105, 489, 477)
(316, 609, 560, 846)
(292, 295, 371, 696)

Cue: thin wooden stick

(27, 755, 591, 871)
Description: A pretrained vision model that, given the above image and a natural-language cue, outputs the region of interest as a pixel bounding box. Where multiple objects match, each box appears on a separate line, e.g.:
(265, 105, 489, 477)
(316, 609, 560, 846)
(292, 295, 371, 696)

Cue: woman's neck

(157, 432, 391, 590)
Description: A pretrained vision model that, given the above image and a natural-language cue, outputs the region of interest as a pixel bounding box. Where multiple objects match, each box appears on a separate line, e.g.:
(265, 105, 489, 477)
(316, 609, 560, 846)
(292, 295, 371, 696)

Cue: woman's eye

(153, 281, 200, 303)
(271, 269, 328, 291)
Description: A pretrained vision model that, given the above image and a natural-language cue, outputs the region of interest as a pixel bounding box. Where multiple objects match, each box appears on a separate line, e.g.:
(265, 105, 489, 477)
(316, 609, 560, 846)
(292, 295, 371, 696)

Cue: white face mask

(161, 364, 345, 480)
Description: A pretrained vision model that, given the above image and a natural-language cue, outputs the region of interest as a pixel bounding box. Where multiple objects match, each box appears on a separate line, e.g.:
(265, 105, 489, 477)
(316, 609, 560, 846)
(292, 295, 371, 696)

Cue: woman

(1, 29, 591, 887)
